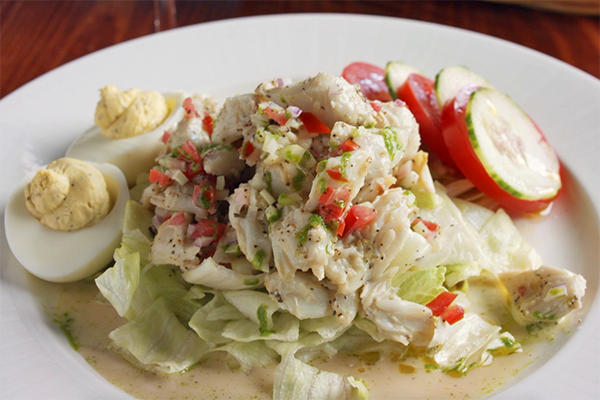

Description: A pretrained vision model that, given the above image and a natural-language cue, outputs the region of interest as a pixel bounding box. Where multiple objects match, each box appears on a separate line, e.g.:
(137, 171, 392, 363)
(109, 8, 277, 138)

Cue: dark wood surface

(1, 0, 598, 99)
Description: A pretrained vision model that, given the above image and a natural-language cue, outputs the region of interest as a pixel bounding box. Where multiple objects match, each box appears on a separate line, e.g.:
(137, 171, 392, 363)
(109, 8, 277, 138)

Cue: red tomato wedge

(441, 86, 562, 213)
(425, 291, 458, 316)
(299, 112, 331, 134)
(342, 205, 378, 237)
(342, 62, 393, 102)
(396, 73, 458, 171)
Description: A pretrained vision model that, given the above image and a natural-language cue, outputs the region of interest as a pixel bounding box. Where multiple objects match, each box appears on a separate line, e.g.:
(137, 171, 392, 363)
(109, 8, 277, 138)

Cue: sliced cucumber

(466, 88, 561, 201)
(435, 66, 494, 109)
(384, 61, 424, 100)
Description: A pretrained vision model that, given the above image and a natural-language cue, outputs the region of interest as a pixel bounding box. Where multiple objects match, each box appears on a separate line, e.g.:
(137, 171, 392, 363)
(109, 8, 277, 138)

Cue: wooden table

(1, 0, 598, 99)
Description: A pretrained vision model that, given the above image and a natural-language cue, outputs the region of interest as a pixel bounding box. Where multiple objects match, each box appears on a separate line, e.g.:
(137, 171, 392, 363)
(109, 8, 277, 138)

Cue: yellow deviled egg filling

(25, 158, 110, 231)
(94, 84, 169, 139)
(6, 159, 130, 282)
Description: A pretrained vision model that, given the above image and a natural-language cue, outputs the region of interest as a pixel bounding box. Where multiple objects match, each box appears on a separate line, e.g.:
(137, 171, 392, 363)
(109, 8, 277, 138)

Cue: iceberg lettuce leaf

(109, 297, 209, 374)
(95, 252, 140, 318)
(222, 312, 300, 342)
(209, 340, 279, 373)
(273, 352, 369, 400)
(393, 267, 446, 305)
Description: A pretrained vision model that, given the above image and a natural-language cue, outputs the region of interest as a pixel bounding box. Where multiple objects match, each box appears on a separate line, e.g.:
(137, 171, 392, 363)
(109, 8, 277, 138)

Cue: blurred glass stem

(154, 0, 177, 32)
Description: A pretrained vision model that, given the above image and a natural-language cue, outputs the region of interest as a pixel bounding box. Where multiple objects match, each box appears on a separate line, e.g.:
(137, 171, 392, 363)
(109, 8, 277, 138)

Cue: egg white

(66, 91, 186, 186)
(5, 162, 130, 283)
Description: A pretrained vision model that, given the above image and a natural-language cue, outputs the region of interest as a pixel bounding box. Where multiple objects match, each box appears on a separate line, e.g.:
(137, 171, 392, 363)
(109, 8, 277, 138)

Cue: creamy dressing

(27, 271, 570, 400)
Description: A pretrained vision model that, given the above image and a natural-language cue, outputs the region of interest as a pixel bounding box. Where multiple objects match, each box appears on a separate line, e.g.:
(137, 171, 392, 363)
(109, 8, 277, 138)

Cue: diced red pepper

(299, 112, 331, 134)
(342, 205, 377, 237)
(326, 168, 348, 182)
(190, 218, 227, 243)
(370, 102, 382, 112)
(202, 112, 214, 135)
(425, 291, 459, 316)
(335, 219, 346, 236)
(184, 97, 199, 119)
(264, 106, 289, 126)
(182, 161, 203, 180)
(161, 131, 171, 144)
(240, 140, 255, 159)
(411, 217, 440, 233)
(318, 202, 345, 222)
(330, 139, 360, 157)
(149, 169, 173, 186)
(318, 187, 336, 205)
(168, 212, 187, 226)
(440, 305, 465, 325)
(317, 187, 351, 222)
(340, 139, 359, 152)
(518, 285, 527, 296)
(178, 139, 202, 163)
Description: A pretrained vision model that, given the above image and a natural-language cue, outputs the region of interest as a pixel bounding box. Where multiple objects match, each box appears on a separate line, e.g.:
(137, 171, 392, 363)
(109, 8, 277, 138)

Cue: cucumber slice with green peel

(465, 88, 561, 202)
(384, 61, 424, 100)
(435, 66, 494, 109)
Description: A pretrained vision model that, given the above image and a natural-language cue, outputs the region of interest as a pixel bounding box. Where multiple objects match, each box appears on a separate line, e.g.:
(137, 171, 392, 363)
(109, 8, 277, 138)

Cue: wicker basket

(484, 0, 600, 15)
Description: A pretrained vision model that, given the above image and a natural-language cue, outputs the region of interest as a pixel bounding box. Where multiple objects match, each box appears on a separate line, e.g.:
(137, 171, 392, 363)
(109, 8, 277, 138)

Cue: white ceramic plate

(1, 14, 598, 400)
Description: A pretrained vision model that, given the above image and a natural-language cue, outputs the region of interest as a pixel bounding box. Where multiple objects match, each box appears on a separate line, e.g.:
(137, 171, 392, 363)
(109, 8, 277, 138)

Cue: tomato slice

(396, 73, 458, 171)
(342, 62, 392, 102)
(441, 87, 558, 213)
(425, 291, 458, 316)
(299, 112, 331, 134)
(342, 205, 377, 237)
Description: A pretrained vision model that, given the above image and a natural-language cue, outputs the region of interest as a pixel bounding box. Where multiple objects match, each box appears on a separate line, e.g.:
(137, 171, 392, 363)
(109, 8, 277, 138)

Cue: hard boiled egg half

(5, 161, 130, 282)
(66, 91, 186, 186)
